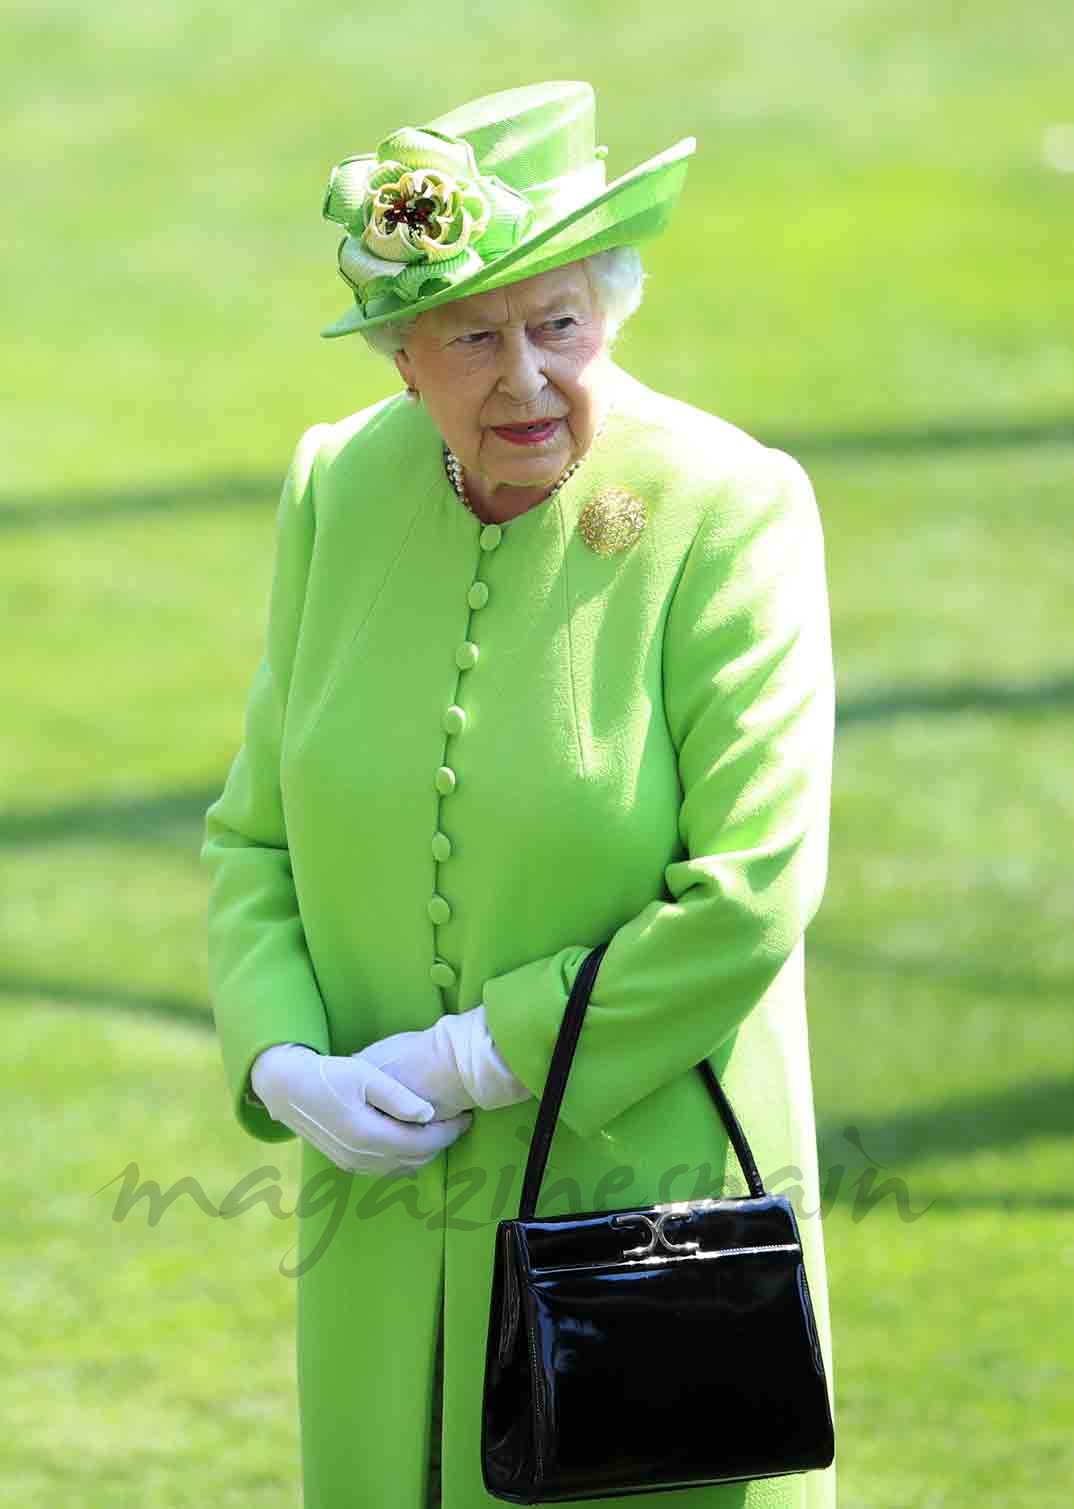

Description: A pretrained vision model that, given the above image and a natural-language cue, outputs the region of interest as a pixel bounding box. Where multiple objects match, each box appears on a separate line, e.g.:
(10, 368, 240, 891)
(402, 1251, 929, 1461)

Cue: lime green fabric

(320, 81, 695, 336)
(201, 365, 837, 1508)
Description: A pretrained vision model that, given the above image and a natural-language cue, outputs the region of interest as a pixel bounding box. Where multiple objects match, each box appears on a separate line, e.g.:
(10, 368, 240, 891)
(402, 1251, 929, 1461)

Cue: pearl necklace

(442, 444, 583, 522)
(441, 401, 613, 524)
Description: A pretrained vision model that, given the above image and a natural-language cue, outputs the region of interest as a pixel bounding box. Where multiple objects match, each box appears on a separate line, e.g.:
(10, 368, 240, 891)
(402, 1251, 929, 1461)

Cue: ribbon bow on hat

(323, 126, 536, 312)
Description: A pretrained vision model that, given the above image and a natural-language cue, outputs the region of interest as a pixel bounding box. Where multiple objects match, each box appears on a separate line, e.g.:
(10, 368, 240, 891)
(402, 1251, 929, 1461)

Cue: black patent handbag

(481, 943, 836, 1504)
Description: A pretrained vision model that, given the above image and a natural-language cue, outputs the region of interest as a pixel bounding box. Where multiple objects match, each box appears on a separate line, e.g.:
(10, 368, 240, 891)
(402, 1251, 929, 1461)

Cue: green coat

(200, 363, 838, 1509)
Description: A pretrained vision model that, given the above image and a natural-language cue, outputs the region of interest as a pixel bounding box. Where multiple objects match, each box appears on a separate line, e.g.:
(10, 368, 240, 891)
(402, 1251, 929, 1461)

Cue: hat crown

(428, 81, 597, 192)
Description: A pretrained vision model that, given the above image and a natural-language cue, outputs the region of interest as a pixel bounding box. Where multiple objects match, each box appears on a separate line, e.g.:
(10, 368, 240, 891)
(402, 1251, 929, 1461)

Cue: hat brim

(319, 135, 696, 339)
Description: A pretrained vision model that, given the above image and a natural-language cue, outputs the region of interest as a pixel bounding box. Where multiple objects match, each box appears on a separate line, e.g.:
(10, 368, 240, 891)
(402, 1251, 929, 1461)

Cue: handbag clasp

(610, 1209, 700, 1259)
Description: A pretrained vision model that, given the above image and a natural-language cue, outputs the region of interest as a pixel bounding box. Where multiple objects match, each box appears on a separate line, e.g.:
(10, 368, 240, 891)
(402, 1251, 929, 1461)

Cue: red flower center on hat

(382, 192, 439, 233)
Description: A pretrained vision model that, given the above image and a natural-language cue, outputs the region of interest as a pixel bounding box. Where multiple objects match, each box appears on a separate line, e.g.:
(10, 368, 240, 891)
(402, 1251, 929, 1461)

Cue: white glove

(249, 1043, 473, 1175)
(355, 1005, 533, 1120)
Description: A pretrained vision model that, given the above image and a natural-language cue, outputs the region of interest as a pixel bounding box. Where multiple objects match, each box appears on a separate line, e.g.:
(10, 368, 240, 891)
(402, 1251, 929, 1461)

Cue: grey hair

(358, 244, 646, 359)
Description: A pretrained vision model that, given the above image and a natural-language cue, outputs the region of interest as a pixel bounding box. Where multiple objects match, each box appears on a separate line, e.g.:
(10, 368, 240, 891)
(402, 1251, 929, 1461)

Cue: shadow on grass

(815, 1070, 1074, 1178)
(1, 414, 1071, 531)
(0, 476, 273, 531)
(837, 670, 1074, 725)
(0, 972, 210, 1029)
(0, 787, 222, 846)
(768, 414, 1074, 458)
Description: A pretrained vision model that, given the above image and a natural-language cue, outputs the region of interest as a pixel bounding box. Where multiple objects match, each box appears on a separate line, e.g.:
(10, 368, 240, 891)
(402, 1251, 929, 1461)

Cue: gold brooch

(577, 489, 647, 556)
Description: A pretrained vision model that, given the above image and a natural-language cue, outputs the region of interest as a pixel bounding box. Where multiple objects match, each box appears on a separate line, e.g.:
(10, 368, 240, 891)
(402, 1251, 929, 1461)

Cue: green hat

(319, 80, 695, 338)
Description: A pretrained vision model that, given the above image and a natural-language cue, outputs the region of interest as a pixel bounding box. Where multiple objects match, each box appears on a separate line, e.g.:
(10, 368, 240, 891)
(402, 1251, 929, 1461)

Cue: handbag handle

(518, 943, 766, 1219)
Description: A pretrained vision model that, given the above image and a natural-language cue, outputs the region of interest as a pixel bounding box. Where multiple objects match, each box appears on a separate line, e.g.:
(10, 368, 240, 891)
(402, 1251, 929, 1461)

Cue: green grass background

(3, 1, 1073, 1504)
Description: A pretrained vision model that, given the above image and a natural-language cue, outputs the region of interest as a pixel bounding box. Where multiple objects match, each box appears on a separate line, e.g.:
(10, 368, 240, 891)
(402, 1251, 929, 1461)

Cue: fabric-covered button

(442, 704, 467, 736)
(431, 830, 453, 862)
(455, 641, 480, 670)
(434, 765, 457, 795)
(427, 894, 452, 925)
(467, 581, 489, 610)
(479, 524, 503, 552)
(430, 960, 457, 989)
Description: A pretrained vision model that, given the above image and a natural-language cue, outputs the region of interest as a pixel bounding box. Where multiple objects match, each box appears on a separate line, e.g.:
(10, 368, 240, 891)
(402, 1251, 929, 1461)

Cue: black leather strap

(519, 945, 607, 1218)
(518, 942, 766, 1219)
(695, 1055, 764, 1199)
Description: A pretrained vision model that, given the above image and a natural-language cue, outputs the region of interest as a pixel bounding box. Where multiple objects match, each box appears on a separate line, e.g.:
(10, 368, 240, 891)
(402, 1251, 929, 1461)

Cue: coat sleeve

(481, 446, 836, 1143)
(199, 423, 334, 1143)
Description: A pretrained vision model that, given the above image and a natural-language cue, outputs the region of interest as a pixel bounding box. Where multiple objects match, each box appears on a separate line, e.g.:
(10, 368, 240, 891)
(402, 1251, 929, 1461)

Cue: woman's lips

(491, 419, 561, 446)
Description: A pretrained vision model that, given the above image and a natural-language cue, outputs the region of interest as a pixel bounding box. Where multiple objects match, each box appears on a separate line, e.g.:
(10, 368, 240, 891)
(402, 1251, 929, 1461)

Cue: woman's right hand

(250, 1043, 473, 1174)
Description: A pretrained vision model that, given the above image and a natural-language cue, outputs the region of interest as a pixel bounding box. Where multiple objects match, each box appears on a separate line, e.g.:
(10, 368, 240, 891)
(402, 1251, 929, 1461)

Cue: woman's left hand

(355, 1005, 533, 1120)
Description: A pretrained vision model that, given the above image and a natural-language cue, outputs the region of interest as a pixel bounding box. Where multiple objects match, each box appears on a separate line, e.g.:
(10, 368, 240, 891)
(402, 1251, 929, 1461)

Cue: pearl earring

(405, 385, 420, 402)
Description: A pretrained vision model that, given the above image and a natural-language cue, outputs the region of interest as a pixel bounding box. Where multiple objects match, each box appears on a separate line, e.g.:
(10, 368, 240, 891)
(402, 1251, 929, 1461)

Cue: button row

(429, 529, 504, 992)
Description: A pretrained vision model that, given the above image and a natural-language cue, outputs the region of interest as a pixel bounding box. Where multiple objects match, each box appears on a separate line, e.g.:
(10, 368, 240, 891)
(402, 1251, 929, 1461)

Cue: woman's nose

(496, 335, 546, 404)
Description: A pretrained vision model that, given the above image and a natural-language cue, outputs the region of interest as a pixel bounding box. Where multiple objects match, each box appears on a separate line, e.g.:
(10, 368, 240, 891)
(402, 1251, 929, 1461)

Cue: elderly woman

(201, 81, 837, 1509)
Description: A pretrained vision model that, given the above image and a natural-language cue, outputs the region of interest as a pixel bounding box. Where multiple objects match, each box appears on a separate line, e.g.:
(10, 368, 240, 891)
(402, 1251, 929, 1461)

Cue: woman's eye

(542, 317, 576, 333)
(457, 330, 492, 345)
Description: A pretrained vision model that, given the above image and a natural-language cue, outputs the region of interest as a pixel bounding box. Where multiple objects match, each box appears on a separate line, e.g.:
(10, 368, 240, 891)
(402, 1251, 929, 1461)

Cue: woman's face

(393, 262, 612, 508)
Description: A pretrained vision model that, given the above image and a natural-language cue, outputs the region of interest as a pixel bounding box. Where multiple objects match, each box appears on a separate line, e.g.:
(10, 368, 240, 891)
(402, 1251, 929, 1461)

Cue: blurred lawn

(2, 1, 1073, 1505)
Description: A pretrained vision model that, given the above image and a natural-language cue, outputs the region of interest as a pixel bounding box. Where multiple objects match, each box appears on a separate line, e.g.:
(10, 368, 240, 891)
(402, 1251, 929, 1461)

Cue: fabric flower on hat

(323, 126, 535, 313)
(364, 164, 488, 263)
